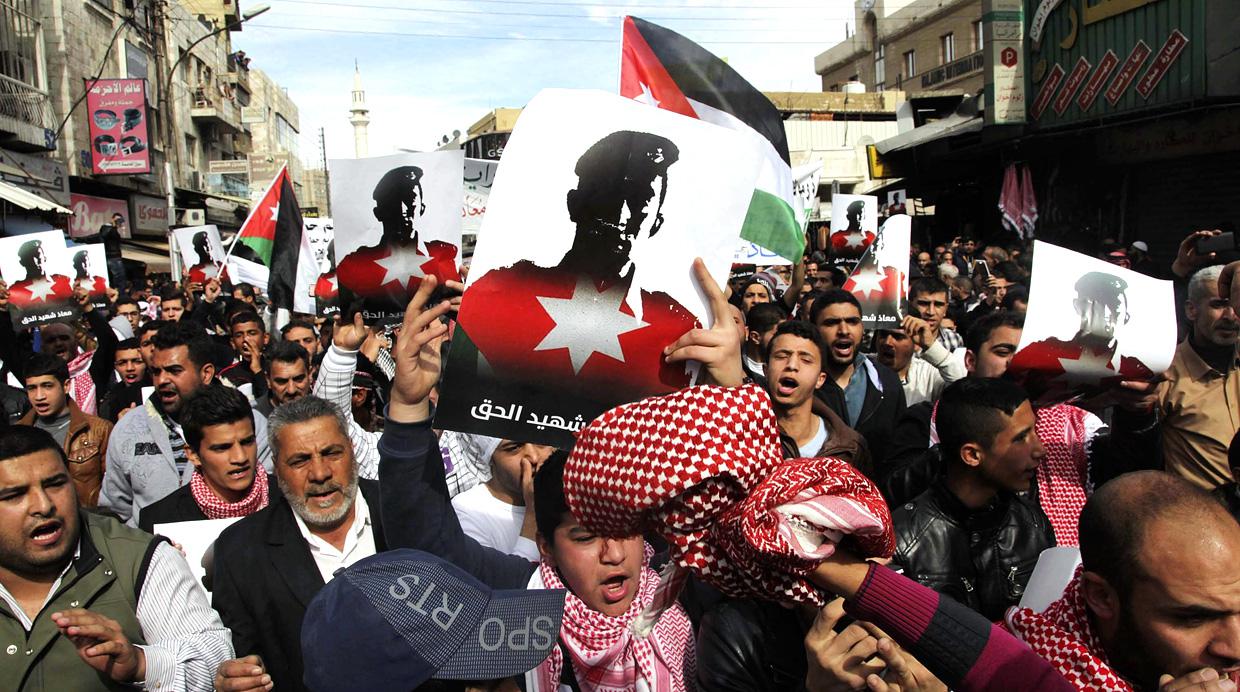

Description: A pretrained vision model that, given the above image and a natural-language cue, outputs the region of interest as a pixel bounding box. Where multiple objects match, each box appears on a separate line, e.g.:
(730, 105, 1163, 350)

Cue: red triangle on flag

(236, 165, 287, 246)
(620, 16, 698, 119)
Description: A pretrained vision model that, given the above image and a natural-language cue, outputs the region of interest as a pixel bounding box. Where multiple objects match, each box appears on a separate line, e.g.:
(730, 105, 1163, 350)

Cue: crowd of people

(1, 225, 1239, 692)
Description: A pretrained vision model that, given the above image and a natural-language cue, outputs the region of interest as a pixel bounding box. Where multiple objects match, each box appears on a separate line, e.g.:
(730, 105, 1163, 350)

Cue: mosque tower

(349, 61, 370, 158)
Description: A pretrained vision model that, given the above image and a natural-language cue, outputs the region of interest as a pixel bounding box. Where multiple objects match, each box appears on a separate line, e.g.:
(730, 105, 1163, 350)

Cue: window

(903, 50, 916, 78)
(874, 43, 886, 88)
(184, 134, 197, 168)
(940, 33, 955, 64)
(0, 0, 44, 89)
(973, 20, 984, 52)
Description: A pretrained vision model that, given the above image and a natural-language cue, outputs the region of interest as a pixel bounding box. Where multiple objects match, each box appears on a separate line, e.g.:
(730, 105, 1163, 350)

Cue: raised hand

(333, 310, 369, 352)
(388, 276, 452, 423)
(663, 258, 745, 388)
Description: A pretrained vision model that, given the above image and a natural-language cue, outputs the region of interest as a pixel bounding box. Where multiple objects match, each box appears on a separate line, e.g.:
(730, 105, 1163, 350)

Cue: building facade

(816, 0, 985, 97)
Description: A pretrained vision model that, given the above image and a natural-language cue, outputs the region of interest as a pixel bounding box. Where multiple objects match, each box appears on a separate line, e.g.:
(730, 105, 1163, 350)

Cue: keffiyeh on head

(564, 383, 895, 605)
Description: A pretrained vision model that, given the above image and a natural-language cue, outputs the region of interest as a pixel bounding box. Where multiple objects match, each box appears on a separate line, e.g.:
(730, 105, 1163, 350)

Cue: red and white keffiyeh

(1034, 404, 1091, 546)
(564, 383, 894, 606)
(527, 545, 694, 692)
(1005, 566, 1132, 691)
(189, 468, 270, 520)
(68, 350, 96, 415)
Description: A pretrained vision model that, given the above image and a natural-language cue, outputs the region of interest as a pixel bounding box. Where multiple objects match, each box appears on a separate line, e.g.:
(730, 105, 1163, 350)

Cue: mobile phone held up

(1196, 232, 1238, 257)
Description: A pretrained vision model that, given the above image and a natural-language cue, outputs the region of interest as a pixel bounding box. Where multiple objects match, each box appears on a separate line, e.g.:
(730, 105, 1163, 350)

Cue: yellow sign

(1083, 0, 1164, 26)
(867, 145, 900, 179)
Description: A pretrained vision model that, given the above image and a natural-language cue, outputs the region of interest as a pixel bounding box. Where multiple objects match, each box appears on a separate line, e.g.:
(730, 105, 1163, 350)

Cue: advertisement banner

(69, 193, 131, 239)
(85, 79, 150, 175)
(129, 194, 169, 236)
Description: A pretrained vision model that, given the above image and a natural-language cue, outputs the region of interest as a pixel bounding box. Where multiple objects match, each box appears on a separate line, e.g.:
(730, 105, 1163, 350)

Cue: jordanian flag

(226, 165, 318, 313)
(621, 16, 804, 262)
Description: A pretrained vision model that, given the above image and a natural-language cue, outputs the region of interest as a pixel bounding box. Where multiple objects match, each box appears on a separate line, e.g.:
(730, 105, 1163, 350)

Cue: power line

(262, 10, 840, 33)
(406, 0, 834, 9)
(274, 0, 857, 21)
(249, 21, 836, 44)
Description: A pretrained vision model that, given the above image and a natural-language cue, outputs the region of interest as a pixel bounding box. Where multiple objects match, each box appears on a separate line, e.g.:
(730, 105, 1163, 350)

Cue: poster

(463, 158, 497, 236)
(843, 214, 910, 329)
(172, 225, 227, 285)
(1008, 240, 1176, 404)
(829, 193, 878, 272)
(0, 230, 79, 329)
(330, 151, 463, 323)
(85, 79, 150, 175)
(69, 243, 110, 310)
(153, 518, 241, 593)
(305, 217, 339, 316)
(436, 88, 761, 448)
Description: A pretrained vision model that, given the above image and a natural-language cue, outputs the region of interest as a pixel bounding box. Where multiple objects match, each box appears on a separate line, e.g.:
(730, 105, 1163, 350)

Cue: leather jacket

(696, 599, 809, 692)
(18, 400, 113, 507)
(892, 479, 1054, 621)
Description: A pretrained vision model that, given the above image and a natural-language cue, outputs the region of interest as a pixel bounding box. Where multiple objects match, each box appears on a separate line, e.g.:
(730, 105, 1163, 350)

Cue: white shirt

(742, 353, 766, 378)
(290, 490, 378, 583)
(796, 415, 830, 458)
(451, 484, 540, 561)
(0, 540, 232, 691)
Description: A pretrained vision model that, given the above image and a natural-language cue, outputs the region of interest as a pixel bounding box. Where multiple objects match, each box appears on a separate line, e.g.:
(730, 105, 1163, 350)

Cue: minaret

(349, 61, 370, 158)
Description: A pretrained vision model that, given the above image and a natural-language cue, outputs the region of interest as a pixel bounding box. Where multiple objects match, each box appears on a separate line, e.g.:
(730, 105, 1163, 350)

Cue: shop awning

(0, 178, 72, 214)
(875, 94, 984, 155)
(120, 239, 172, 272)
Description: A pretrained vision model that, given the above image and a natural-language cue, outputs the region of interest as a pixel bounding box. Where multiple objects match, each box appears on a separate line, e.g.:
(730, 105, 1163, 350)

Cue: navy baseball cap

(301, 550, 566, 691)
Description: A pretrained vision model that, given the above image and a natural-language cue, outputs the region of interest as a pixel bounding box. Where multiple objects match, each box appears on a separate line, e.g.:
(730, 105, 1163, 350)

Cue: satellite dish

(452, 129, 461, 139)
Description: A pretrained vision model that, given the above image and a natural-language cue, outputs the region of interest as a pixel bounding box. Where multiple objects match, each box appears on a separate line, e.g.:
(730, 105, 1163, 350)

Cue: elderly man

(210, 395, 386, 692)
(0, 427, 232, 690)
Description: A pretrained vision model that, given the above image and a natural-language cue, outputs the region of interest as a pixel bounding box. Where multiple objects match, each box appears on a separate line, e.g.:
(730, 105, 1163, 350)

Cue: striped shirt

(312, 345, 380, 480)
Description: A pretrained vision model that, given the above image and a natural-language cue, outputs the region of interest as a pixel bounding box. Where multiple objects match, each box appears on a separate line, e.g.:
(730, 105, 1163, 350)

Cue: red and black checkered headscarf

(564, 383, 895, 605)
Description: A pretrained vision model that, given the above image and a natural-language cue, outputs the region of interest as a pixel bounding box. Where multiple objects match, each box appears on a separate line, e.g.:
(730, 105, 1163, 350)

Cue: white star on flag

(633, 82, 661, 108)
(374, 246, 426, 288)
(534, 276, 650, 375)
(1053, 348, 1115, 386)
(269, 204, 279, 221)
(26, 278, 55, 302)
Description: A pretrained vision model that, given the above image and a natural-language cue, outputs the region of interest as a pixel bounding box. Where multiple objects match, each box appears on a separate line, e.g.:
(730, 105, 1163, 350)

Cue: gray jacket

(100, 398, 273, 525)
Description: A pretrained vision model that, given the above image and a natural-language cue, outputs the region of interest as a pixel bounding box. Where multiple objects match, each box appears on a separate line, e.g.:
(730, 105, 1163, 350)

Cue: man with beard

(99, 322, 272, 525)
(810, 289, 905, 465)
(335, 166, 459, 319)
(0, 426, 232, 690)
(257, 341, 313, 416)
(210, 395, 386, 692)
(1155, 265, 1240, 490)
(1005, 471, 1240, 691)
(444, 131, 700, 431)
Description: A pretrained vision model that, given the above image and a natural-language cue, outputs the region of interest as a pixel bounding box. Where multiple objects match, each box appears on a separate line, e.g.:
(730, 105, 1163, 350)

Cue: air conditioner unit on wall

(181, 208, 205, 225)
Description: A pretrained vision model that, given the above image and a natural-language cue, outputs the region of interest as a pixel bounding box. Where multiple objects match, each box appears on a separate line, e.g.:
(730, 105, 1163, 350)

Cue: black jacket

(892, 480, 1054, 621)
(210, 479, 386, 692)
(137, 475, 281, 532)
(696, 599, 809, 692)
(815, 355, 905, 466)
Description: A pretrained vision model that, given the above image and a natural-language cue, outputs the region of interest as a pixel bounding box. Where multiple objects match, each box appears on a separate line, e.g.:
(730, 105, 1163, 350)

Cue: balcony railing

(0, 72, 54, 150)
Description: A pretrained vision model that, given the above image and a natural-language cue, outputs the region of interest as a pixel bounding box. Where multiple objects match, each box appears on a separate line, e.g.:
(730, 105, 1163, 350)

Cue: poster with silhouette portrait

(172, 225, 228, 286)
(843, 214, 910, 329)
(0, 230, 79, 329)
(70, 243, 111, 311)
(1008, 241, 1176, 405)
(330, 151, 463, 324)
(829, 193, 878, 273)
(436, 88, 762, 448)
(303, 217, 339, 316)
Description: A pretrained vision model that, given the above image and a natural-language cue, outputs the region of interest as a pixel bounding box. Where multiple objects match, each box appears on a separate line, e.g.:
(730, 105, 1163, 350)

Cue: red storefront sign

(1106, 41, 1152, 105)
(1054, 57, 1092, 115)
(1136, 29, 1189, 99)
(1077, 50, 1119, 111)
(1031, 63, 1065, 120)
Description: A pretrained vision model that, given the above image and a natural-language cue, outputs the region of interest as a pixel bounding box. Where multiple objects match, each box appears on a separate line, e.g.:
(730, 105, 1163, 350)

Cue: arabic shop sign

(921, 51, 985, 89)
(1026, 0, 1203, 126)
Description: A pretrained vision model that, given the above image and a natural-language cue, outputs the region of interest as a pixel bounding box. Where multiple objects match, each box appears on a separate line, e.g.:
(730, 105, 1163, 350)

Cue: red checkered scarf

(929, 401, 1091, 546)
(1005, 566, 1132, 691)
(68, 350, 96, 415)
(564, 383, 894, 606)
(189, 468, 270, 520)
(528, 545, 694, 692)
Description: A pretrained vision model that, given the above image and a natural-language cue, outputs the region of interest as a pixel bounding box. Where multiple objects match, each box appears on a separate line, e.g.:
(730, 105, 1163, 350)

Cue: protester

(281, 317, 322, 360)
(211, 395, 386, 692)
(137, 385, 276, 531)
(111, 337, 146, 386)
(258, 341, 313, 415)
(158, 288, 187, 323)
(218, 310, 269, 391)
(17, 353, 113, 507)
(876, 314, 964, 407)
(450, 435, 552, 561)
(891, 378, 1053, 620)
(741, 301, 785, 380)
(809, 289, 906, 464)
(908, 277, 963, 352)
(0, 426, 233, 689)
(100, 322, 273, 525)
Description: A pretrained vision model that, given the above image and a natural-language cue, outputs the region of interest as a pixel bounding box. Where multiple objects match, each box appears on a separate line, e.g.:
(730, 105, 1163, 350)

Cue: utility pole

(318, 126, 330, 216)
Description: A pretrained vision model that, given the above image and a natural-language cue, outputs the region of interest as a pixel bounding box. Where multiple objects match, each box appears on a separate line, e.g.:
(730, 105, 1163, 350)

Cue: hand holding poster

(1008, 240, 1176, 404)
(829, 193, 878, 272)
(69, 243, 110, 310)
(330, 150, 464, 324)
(0, 230, 80, 329)
(843, 213, 910, 328)
(436, 88, 761, 448)
(172, 225, 228, 286)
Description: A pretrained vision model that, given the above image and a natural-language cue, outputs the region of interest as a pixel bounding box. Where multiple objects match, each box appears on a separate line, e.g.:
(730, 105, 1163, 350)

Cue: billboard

(84, 79, 151, 174)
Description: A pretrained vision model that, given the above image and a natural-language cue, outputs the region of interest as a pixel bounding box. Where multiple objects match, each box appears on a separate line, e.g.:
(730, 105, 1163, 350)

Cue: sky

(230, 0, 853, 166)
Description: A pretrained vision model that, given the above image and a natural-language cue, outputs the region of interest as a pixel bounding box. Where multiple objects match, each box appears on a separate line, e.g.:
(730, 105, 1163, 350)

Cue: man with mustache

(99, 323, 273, 525)
(209, 395, 386, 692)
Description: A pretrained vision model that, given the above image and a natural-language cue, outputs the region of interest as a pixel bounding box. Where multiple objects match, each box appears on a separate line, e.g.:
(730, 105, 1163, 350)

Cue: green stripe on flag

(241, 237, 273, 264)
(740, 189, 804, 263)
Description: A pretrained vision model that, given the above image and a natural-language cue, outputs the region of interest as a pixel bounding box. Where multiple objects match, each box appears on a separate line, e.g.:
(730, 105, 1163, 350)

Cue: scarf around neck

(68, 350, 96, 415)
(189, 468, 269, 520)
(1005, 566, 1132, 691)
(526, 545, 694, 692)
